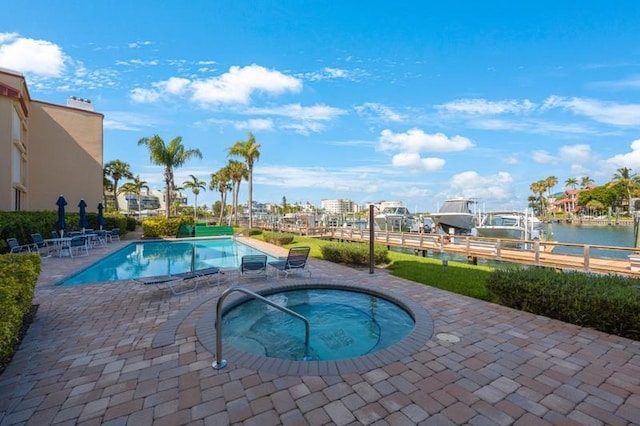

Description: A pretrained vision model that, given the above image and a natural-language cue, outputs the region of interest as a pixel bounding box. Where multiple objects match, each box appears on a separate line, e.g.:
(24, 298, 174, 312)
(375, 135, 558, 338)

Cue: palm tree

(564, 177, 578, 189)
(210, 167, 232, 225)
(226, 160, 248, 225)
(137, 135, 202, 218)
(228, 133, 261, 228)
(611, 167, 640, 215)
(580, 176, 594, 189)
(119, 175, 149, 221)
(183, 174, 206, 221)
(104, 160, 133, 212)
(103, 176, 114, 209)
(530, 180, 547, 216)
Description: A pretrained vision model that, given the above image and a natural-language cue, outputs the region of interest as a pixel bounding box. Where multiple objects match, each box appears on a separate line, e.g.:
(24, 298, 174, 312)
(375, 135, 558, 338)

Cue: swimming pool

(221, 287, 415, 361)
(59, 238, 275, 285)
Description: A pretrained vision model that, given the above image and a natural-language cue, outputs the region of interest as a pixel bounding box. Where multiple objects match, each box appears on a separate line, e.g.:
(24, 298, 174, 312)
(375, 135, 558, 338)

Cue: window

(13, 188, 23, 211)
(12, 106, 21, 142)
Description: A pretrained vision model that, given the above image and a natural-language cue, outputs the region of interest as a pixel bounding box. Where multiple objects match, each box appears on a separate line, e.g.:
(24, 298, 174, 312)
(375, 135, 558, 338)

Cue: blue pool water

(59, 238, 275, 285)
(221, 288, 415, 361)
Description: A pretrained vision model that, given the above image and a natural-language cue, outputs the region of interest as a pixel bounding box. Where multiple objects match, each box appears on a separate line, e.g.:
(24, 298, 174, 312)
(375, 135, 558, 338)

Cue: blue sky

(3, 1, 640, 213)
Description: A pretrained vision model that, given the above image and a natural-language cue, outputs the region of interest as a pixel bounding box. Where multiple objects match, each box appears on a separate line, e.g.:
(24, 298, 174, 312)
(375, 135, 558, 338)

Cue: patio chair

(135, 266, 220, 295)
(109, 228, 121, 242)
(239, 255, 268, 282)
(31, 233, 52, 257)
(68, 236, 89, 257)
(268, 246, 312, 279)
(6, 238, 34, 253)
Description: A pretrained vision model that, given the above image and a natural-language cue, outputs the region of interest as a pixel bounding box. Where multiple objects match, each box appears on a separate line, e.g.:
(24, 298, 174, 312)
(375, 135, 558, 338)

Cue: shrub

(142, 217, 188, 238)
(320, 242, 390, 266)
(263, 231, 295, 245)
(0, 254, 41, 366)
(241, 228, 263, 236)
(486, 267, 640, 340)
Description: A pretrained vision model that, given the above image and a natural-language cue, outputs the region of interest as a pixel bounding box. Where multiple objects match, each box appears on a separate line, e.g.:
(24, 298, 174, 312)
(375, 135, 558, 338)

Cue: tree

(103, 176, 114, 209)
(119, 175, 149, 221)
(183, 174, 206, 221)
(544, 175, 558, 199)
(610, 167, 640, 215)
(228, 133, 261, 228)
(226, 160, 248, 225)
(137, 135, 202, 218)
(104, 160, 133, 212)
(564, 177, 578, 189)
(529, 180, 547, 216)
(580, 176, 594, 188)
(210, 167, 231, 225)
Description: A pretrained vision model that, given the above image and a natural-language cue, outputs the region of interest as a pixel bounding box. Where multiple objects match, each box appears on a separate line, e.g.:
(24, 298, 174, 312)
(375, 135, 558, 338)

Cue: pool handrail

(212, 285, 310, 369)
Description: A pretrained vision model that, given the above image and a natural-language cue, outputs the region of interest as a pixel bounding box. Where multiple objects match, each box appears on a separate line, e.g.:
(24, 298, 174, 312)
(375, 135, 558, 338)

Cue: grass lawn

(254, 234, 498, 303)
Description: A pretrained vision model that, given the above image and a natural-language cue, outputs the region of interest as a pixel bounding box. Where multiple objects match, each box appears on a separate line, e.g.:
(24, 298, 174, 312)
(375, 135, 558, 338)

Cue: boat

(430, 198, 477, 234)
(373, 206, 421, 232)
(475, 210, 543, 240)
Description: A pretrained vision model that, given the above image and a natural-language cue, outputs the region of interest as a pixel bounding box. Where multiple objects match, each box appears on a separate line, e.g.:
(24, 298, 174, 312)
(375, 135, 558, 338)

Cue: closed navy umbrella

(78, 199, 88, 232)
(56, 195, 67, 237)
(97, 203, 106, 230)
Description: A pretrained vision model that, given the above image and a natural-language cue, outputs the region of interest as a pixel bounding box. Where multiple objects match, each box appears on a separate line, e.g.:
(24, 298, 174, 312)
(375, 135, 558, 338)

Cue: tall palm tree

(611, 167, 640, 215)
(137, 135, 202, 218)
(104, 160, 133, 212)
(210, 167, 231, 225)
(226, 160, 248, 225)
(103, 176, 114, 209)
(183, 174, 206, 221)
(564, 177, 578, 189)
(530, 180, 547, 216)
(228, 132, 261, 228)
(119, 175, 149, 221)
(580, 176, 594, 188)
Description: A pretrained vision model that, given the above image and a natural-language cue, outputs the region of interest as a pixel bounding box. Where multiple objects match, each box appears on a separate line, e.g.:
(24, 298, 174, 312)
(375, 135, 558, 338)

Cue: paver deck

(0, 235, 639, 425)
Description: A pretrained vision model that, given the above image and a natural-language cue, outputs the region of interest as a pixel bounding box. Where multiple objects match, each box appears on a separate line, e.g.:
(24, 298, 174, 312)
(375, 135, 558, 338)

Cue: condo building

(0, 67, 104, 212)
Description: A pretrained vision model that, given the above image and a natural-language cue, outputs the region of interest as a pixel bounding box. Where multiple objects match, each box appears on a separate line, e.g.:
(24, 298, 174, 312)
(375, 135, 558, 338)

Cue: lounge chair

(135, 266, 220, 295)
(6, 238, 34, 253)
(239, 255, 268, 281)
(268, 246, 312, 279)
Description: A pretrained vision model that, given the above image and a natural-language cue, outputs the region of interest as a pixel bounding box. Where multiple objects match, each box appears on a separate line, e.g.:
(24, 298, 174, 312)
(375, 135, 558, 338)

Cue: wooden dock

(298, 227, 640, 277)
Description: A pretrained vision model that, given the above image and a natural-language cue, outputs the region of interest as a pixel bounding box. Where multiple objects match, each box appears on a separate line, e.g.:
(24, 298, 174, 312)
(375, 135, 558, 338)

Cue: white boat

(431, 198, 477, 234)
(475, 210, 543, 240)
(374, 206, 421, 232)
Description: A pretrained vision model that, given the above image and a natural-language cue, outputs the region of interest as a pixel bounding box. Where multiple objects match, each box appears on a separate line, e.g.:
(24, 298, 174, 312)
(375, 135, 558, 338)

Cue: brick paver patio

(0, 235, 638, 425)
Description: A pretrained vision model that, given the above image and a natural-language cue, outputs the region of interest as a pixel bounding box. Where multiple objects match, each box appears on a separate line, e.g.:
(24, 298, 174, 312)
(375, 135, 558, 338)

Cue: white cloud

(449, 171, 514, 201)
(606, 139, 640, 169)
(391, 153, 445, 171)
(378, 128, 475, 153)
(233, 118, 274, 131)
(130, 87, 161, 103)
(190, 64, 302, 105)
(156, 77, 190, 95)
(558, 144, 591, 163)
(0, 33, 65, 77)
(247, 103, 345, 121)
(436, 98, 536, 115)
(355, 102, 404, 122)
(301, 66, 364, 81)
(532, 150, 558, 164)
(543, 96, 640, 126)
(127, 41, 153, 48)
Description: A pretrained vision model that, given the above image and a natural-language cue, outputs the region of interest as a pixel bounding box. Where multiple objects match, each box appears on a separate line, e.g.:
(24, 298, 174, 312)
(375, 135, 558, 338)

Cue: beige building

(0, 68, 103, 212)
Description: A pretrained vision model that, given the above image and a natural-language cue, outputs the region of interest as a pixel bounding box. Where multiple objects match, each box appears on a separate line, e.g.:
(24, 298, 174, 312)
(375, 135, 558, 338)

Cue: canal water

(546, 222, 635, 259)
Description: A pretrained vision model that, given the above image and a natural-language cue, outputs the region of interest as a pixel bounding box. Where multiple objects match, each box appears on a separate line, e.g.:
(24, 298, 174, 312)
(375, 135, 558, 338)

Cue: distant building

(321, 199, 357, 214)
(0, 67, 104, 211)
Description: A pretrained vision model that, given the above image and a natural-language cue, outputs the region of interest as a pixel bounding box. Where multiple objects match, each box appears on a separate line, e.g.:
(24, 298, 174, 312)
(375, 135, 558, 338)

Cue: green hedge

(263, 231, 295, 245)
(0, 211, 128, 253)
(0, 253, 41, 366)
(320, 242, 390, 266)
(241, 228, 263, 236)
(142, 216, 191, 238)
(486, 267, 640, 340)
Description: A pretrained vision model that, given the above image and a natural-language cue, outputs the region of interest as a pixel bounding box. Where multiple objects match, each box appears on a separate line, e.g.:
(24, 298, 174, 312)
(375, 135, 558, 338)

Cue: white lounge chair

(238, 255, 268, 282)
(135, 267, 221, 295)
(268, 246, 312, 279)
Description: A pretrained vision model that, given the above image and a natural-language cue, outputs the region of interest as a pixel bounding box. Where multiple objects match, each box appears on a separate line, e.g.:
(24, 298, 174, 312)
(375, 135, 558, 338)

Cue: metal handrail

(212, 286, 310, 369)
